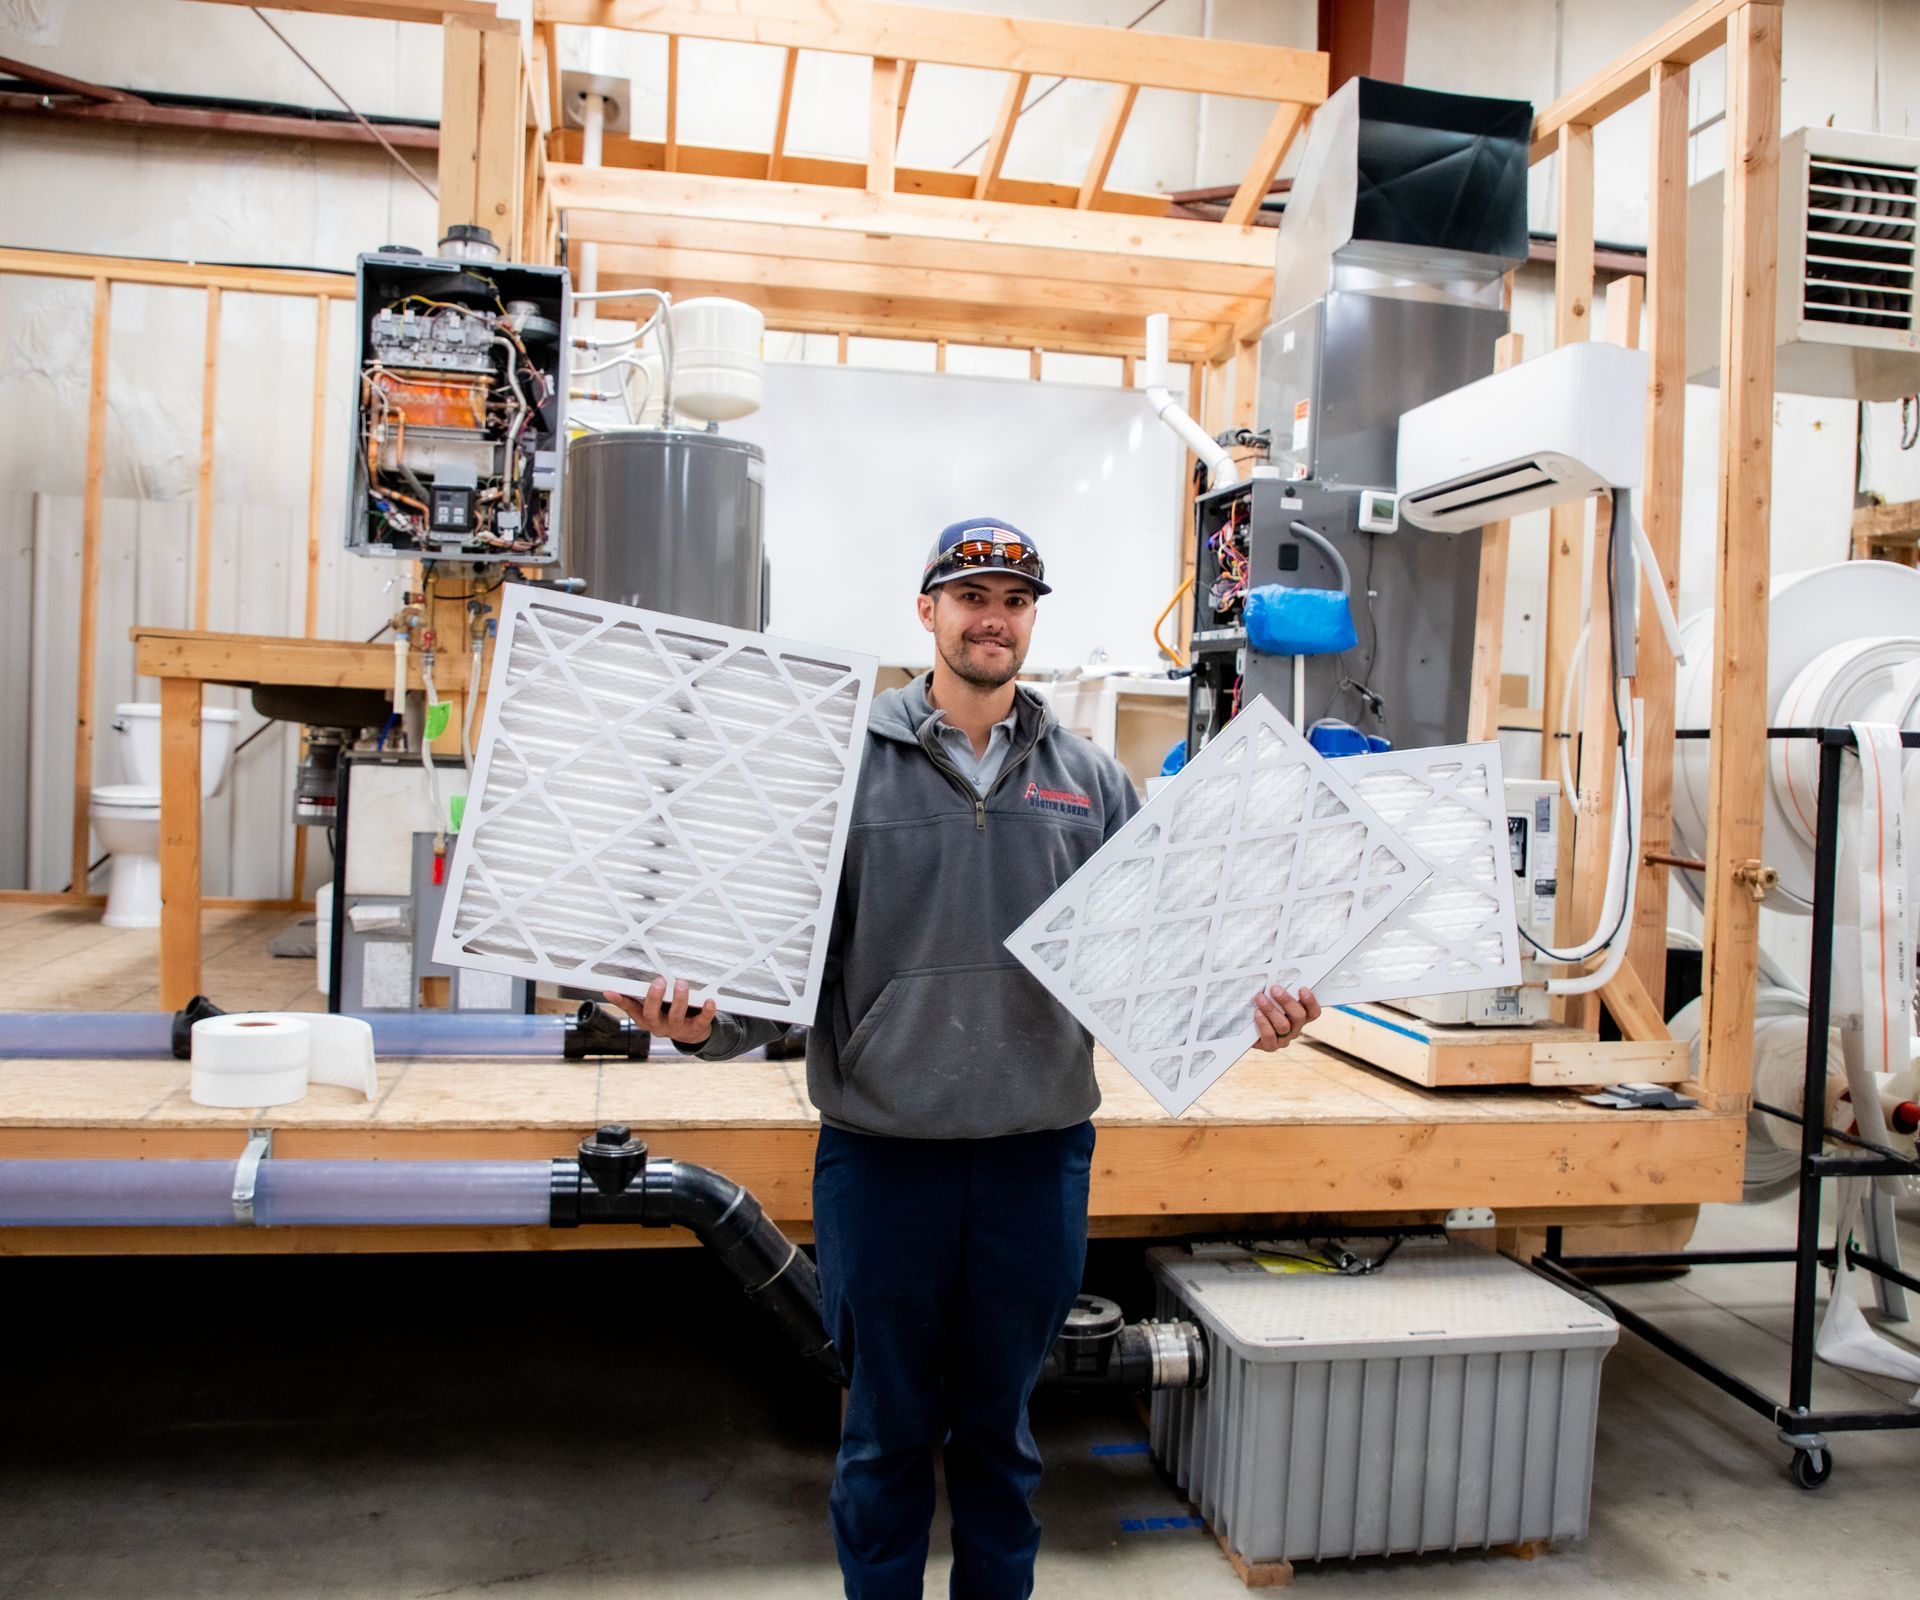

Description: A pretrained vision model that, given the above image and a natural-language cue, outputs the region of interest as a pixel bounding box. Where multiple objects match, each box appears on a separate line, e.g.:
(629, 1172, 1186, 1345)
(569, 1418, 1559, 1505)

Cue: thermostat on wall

(1356, 489, 1400, 534)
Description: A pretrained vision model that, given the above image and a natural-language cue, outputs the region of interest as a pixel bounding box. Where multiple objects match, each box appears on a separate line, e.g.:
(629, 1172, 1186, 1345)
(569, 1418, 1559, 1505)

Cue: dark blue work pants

(812, 1119, 1096, 1600)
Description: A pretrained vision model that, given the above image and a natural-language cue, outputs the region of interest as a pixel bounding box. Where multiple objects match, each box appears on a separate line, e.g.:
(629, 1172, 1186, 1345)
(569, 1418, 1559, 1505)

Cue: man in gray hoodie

(608, 517, 1318, 1599)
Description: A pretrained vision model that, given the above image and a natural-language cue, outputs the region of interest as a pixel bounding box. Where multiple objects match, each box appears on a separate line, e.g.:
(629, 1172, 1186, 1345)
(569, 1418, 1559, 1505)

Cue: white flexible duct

(1142, 314, 1237, 490)
(1674, 562, 1920, 913)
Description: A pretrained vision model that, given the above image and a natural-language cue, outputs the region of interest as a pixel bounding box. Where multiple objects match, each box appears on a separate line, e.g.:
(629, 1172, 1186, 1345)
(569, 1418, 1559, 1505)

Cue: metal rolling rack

(1534, 726, 1920, 1490)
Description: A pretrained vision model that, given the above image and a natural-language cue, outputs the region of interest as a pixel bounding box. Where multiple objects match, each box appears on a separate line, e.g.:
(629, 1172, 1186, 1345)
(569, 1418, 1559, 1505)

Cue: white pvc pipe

(1549, 697, 1646, 993)
(577, 91, 605, 332)
(1630, 513, 1686, 664)
(391, 635, 409, 732)
(464, 637, 484, 772)
(1142, 314, 1237, 490)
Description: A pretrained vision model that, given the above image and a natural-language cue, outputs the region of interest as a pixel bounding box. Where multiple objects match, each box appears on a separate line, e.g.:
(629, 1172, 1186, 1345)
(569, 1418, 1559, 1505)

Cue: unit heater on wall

(1687, 126, 1920, 400)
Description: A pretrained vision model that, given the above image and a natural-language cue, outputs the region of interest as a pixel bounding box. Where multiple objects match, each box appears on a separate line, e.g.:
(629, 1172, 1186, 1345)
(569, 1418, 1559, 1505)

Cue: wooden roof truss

(534, 1, 1327, 360)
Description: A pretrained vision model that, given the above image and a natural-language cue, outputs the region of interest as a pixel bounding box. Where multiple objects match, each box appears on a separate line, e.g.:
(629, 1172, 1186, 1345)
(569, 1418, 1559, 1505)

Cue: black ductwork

(550, 1125, 842, 1385)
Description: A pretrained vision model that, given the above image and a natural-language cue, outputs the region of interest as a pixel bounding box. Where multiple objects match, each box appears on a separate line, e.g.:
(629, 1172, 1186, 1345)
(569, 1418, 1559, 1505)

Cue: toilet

(90, 702, 240, 928)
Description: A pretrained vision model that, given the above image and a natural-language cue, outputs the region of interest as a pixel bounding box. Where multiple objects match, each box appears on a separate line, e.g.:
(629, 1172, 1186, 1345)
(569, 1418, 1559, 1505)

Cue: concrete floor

(3, 1196, 1916, 1599)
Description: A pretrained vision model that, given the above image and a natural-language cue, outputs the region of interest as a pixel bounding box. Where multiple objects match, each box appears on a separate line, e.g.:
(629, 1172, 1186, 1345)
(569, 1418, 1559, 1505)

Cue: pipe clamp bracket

(232, 1128, 273, 1227)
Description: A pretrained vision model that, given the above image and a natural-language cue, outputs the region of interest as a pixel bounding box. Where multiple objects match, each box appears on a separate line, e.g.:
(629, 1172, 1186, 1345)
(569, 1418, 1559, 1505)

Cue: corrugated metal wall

(0, 491, 391, 897)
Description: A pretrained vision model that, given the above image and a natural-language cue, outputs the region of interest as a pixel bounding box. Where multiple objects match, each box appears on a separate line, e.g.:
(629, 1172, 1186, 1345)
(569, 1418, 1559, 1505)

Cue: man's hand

(1251, 983, 1319, 1052)
(603, 978, 716, 1047)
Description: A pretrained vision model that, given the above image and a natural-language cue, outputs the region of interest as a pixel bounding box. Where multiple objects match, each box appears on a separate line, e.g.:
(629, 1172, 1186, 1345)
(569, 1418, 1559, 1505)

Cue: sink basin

(251, 684, 393, 730)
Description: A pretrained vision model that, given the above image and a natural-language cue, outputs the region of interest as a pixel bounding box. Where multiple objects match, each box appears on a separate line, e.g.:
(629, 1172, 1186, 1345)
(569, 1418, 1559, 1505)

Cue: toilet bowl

(90, 702, 240, 928)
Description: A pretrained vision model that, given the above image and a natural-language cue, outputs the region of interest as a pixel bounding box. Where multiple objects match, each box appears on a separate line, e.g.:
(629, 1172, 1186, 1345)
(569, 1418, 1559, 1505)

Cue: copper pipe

(1643, 851, 1706, 872)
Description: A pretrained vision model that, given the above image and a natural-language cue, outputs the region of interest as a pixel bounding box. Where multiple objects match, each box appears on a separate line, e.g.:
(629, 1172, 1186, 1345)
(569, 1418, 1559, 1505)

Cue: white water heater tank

(670, 297, 765, 422)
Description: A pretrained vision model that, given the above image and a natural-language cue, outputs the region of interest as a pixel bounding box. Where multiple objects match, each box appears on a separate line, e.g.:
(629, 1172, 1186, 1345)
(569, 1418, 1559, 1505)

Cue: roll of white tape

(190, 1015, 312, 1108)
(287, 1014, 378, 1100)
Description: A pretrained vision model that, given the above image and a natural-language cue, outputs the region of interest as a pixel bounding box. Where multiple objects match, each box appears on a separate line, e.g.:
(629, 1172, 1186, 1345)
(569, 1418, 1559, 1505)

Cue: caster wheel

(1789, 1447, 1832, 1490)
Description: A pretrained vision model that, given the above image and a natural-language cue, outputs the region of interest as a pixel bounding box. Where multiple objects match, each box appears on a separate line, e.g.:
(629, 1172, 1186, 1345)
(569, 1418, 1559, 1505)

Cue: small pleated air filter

(1004, 697, 1431, 1115)
(434, 588, 876, 1024)
(1312, 743, 1524, 1004)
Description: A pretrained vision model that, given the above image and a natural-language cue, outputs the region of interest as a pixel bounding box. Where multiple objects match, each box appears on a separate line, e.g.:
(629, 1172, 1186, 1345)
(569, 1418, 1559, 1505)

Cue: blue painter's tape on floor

(1089, 1441, 1152, 1457)
(1120, 1515, 1205, 1533)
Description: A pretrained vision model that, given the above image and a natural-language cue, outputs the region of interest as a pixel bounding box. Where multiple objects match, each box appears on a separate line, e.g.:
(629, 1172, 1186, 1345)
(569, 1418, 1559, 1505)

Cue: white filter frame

(1312, 742, 1524, 1005)
(433, 587, 876, 1023)
(1004, 697, 1431, 1115)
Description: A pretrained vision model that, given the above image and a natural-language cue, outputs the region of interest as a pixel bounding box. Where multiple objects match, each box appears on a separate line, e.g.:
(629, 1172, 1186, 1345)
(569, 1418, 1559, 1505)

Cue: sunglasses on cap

(926, 539, 1046, 583)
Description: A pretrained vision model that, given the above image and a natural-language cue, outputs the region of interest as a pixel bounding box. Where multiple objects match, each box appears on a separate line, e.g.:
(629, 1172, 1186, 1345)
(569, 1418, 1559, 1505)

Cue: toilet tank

(112, 702, 240, 797)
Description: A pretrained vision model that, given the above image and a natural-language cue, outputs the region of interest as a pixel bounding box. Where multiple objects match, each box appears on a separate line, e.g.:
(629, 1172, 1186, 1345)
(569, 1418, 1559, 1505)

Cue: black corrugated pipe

(550, 1126, 842, 1385)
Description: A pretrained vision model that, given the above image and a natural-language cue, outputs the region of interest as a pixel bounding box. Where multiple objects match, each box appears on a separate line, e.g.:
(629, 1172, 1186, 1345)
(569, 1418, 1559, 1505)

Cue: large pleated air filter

(1004, 698, 1431, 1115)
(1312, 742, 1523, 1004)
(433, 588, 876, 1023)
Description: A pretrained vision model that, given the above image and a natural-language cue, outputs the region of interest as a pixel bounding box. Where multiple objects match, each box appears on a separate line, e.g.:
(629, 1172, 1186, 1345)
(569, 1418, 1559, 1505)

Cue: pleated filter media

(1004, 698, 1432, 1115)
(1311, 742, 1523, 1005)
(433, 589, 877, 1023)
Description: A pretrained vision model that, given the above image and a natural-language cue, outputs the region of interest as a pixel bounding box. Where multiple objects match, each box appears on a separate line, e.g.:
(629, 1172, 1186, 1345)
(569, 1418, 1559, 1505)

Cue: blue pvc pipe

(0, 1159, 553, 1227)
(0, 1011, 572, 1060)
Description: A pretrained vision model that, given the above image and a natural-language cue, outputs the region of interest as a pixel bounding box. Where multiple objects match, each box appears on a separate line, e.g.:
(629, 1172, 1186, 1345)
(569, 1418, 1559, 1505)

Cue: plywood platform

(1304, 1003, 1691, 1089)
(0, 899, 1746, 1255)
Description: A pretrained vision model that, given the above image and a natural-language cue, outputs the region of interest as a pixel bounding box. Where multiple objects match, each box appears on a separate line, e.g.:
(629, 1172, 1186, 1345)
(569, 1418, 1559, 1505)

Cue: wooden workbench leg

(159, 677, 203, 1011)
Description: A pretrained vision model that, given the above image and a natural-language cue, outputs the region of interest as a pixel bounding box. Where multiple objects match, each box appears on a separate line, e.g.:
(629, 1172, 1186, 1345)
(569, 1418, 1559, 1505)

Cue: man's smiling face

(917, 572, 1039, 688)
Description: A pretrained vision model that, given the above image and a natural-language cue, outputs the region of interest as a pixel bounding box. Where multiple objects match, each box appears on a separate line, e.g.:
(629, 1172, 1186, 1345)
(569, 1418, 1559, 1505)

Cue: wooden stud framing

(1625, 58, 1690, 1016)
(303, 299, 330, 639)
(1698, 3, 1782, 1109)
(69, 277, 111, 901)
(768, 46, 798, 179)
(1542, 122, 1594, 968)
(1565, 275, 1645, 1031)
(664, 33, 680, 172)
(552, 126, 1177, 214)
(1466, 332, 1524, 743)
(193, 287, 221, 631)
(1228, 339, 1257, 432)
(1529, 0, 1777, 165)
(534, 1, 1329, 104)
(571, 208, 1271, 302)
(194, 0, 498, 22)
(1077, 83, 1137, 210)
(1222, 101, 1306, 227)
(975, 71, 1029, 202)
(0, 247, 351, 299)
(896, 59, 915, 136)
(585, 238, 1248, 326)
(438, 18, 483, 236)
(477, 24, 524, 243)
(869, 56, 901, 194)
(551, 165, 1279, 269)
(536, 19, 562, 136)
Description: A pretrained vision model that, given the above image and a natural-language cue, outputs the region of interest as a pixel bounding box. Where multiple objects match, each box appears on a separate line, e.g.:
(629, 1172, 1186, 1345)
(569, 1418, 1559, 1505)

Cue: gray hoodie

(680, 673, 1140, 1138)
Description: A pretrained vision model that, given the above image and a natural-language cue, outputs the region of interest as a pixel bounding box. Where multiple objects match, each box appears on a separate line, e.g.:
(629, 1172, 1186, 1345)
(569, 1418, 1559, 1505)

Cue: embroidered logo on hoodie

(1024, 780, 1093, 817)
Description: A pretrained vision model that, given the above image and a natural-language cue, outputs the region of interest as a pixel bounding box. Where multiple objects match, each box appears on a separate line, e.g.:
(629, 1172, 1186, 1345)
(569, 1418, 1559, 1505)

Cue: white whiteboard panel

(729, 363, 1187, 673)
